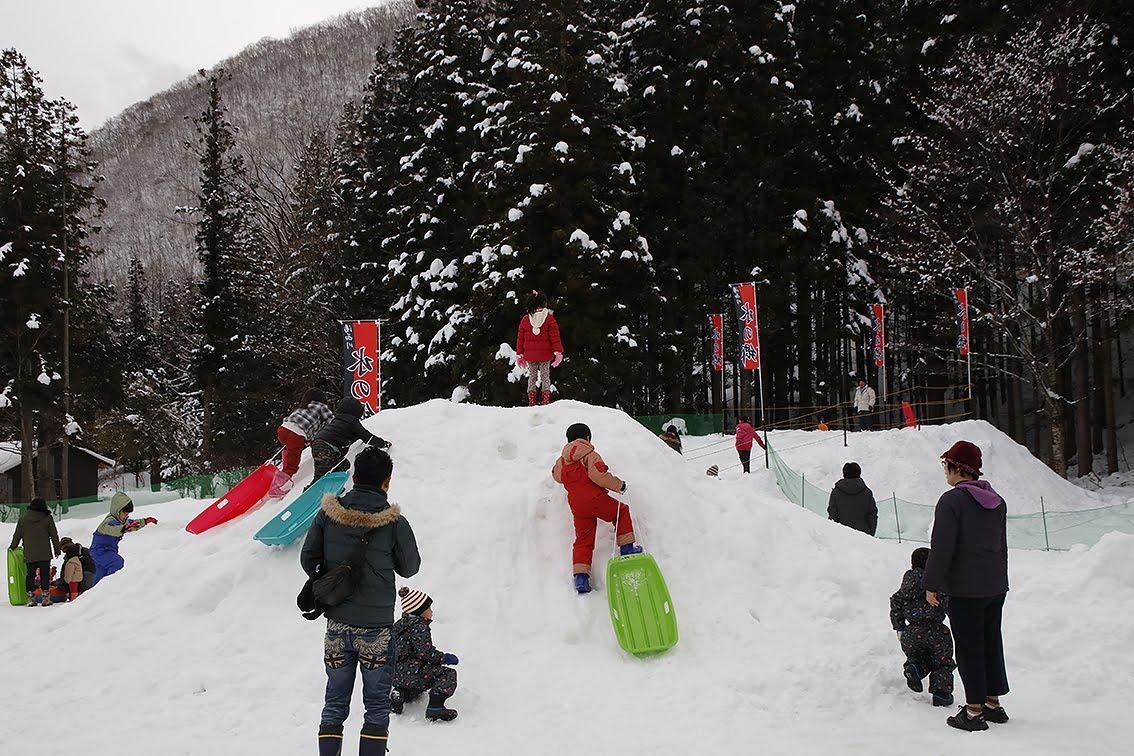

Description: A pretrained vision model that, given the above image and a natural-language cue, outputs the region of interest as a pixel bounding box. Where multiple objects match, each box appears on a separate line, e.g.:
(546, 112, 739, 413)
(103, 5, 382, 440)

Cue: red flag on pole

(709, 314, 724, 372)
(730, 283, 761, 370)
(952, 288, 970, 356)
(341, 320, 381, 416)
(870, 303, 885, 368)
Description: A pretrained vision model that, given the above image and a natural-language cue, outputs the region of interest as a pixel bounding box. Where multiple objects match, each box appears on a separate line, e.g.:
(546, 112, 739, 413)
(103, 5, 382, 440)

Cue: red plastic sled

(185, 463, 278, 535)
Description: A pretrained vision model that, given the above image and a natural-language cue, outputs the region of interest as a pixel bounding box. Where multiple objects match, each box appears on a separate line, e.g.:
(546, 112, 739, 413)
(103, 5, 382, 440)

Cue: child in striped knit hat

(391, 587, 459, 721)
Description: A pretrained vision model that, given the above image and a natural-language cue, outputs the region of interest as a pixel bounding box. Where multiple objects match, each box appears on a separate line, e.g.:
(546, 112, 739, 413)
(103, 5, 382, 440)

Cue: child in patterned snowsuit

(890, 547, 955, 706)
(390, 587, 459, 722)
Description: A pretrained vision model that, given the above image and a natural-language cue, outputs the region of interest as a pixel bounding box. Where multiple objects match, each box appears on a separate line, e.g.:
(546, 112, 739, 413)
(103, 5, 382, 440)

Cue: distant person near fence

(827, 462, 878, 536)
(854, 380, 877, 431)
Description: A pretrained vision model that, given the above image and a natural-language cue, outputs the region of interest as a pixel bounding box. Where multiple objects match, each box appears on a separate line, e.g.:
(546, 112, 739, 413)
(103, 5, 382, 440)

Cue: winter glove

(551, 352, 563, 368)
(442, 653, 459, 666)
(517, 355, 528, 370)
(144, 517, 158, 525)
(620, 482, 627, 493)
(896, 631, 903, 643)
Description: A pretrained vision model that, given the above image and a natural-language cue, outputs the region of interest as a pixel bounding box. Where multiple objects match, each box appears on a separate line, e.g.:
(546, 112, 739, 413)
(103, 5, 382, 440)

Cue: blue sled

(253, 472, 349, 546)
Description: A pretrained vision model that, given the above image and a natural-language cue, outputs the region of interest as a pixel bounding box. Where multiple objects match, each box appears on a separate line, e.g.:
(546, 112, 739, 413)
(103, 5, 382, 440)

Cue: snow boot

(619, 543, 643, 556)
(574, 573, 592, 594)
(932, 692, 954, 707)
(904, 662, 924, 693)
(359, 724, 388, 755)
(946, 707, 988, 732)
(527, 391, 537, 407)
(318, 727, 343, 756)
(390, 689, 403, 715)
(982, 704, 1009, 724)
(541, 390, 551, 405)
(25, 593, 35, 607)
(268, 469, 293, 498)
(425, 694, 458, 722)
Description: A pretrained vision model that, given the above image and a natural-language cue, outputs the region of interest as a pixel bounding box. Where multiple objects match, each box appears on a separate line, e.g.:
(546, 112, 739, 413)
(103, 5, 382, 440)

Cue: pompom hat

(399, 586, 432, 616)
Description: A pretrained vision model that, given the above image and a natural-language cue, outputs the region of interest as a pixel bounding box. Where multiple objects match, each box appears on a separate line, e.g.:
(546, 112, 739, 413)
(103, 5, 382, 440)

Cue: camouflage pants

(321, 620, 395, 730)
(901, 622, 955, 695)
(311, 440, 348, 482)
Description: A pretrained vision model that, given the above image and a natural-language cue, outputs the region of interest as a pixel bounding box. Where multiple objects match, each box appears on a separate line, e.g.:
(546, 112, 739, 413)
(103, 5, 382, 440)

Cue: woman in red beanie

(923, 440, 1010, 732)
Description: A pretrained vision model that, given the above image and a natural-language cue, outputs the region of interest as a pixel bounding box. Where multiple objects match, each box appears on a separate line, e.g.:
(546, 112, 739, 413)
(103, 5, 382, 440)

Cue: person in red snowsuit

(551, 423, 642, 594)
(516, 291, 563, 406)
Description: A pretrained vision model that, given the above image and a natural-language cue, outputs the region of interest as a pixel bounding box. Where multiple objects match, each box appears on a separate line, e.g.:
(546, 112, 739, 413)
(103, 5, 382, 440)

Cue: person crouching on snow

(890, 547, 955, 707)
(552, 422, 642, 594)
(391, 587, 459, 722)
(515, 290, 563, 406)
(90, 493, 156, 587)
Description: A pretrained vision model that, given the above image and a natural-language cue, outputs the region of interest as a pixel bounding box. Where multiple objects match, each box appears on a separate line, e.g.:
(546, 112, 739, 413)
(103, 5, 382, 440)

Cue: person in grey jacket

(301, 446, 420, 756)
(8, 497, 61, 605)
(827, 462, 878, 536)
(924, 440, 1010, 733)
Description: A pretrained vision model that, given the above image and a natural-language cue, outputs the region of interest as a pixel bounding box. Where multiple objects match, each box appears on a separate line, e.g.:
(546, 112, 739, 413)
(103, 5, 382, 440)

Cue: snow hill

(688, 419, 1127, 513)
(3, 401, 1133, 755)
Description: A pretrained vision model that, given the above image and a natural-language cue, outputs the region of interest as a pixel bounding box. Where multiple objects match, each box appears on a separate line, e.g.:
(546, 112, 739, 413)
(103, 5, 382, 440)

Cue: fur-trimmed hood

(320, 492, 402, 529)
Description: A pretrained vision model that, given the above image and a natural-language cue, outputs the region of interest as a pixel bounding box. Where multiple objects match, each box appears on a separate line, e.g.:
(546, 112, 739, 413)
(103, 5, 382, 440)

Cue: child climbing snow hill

(391, 587, 459, 722)
(515, 290, 563, 406)
(890, 547, 956, 707)
(273, 388, 333, 496)
(308, 397, 391, 488)
(90, 493, 156, 587)
(551, 423, 642, 594)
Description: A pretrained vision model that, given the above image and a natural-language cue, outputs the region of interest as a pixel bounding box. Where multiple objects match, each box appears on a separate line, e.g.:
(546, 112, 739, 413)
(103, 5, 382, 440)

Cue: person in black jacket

(300, 446, 420, 756)
(924, 440, 1010, 733)
(308, 397, 391, 487)
(827, 462, 878, 536)
(890, 547, 955, 706)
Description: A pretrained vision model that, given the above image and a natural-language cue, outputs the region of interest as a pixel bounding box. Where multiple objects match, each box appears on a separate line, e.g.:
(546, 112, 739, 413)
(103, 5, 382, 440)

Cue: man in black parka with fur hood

(301, 446, 420, 756)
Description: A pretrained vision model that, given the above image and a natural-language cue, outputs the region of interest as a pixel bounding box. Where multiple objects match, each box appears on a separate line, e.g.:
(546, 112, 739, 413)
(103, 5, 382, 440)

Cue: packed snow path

(3, 401, 1132, 754)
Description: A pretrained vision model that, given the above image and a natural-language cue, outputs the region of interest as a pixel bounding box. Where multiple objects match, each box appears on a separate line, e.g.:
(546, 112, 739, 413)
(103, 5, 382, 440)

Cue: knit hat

(399, 586, 432, 616)
(941, 440, 982, 476)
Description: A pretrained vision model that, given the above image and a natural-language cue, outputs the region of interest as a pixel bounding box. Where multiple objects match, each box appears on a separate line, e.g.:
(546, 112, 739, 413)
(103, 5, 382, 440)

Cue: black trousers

(738, 449, 751, 473)
(947, 594, 1009, 705)
(25, 560, 51, 594)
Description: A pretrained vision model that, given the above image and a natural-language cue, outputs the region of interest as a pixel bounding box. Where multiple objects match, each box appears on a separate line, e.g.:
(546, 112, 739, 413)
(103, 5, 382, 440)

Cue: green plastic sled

(605, 552, 678, 655)
(8, 547, 27, 606)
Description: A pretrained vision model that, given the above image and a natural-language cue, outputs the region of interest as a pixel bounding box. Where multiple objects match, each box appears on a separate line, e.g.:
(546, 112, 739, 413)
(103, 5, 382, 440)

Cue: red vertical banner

(870, 303, 885, 368)
(342, 320, 381, 416)
(730, 283, 761, 370)
(709, 314, 724, 372)
(952, 288, 970, 356)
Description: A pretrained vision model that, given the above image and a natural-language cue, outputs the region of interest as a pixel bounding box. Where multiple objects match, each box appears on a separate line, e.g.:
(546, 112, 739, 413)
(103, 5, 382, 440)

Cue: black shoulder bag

(297, 527, 378, 620)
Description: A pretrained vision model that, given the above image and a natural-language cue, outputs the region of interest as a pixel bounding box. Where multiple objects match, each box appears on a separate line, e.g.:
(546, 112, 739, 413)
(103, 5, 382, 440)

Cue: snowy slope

(687, 419, 1127, 513)
(3, 401, 1133, 755)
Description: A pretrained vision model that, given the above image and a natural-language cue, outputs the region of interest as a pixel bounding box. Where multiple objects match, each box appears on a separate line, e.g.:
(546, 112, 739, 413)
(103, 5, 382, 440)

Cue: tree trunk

(19, 407, 36, 499)
(1090, 290, 1105, 454)
(201, 384, 214, 464)
(1071, 289, 1092, 477)
(1100, 296, 1118, 474)
(1044, 329, 1067, 478)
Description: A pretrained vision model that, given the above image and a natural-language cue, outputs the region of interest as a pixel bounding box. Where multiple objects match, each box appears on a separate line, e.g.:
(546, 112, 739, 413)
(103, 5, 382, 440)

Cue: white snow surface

(3, 402, 1134, 755)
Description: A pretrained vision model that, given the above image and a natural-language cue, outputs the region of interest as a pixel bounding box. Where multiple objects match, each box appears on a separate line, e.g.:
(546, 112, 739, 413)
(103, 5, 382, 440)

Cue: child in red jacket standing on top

(552, 423, 642, 594)
(516, 291, 563, 406)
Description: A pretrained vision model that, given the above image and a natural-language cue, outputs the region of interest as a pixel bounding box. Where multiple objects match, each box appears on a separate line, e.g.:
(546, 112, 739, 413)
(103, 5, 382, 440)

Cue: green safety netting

(767, 440, 1134, 551)
(634, 413, 724, 437)
(0, 467, 255, 524)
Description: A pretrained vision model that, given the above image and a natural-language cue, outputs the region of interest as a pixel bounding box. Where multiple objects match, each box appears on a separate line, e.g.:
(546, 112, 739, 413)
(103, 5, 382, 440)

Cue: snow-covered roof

(0, 442, 116, 474)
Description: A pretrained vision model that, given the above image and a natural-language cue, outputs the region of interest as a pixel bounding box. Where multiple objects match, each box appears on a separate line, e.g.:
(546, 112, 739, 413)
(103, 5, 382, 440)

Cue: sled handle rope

(613, 490, 628, 559)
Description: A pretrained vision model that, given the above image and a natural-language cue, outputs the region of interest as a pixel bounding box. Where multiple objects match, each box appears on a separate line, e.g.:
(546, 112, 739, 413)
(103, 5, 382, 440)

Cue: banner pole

(757, 367, 766, 424)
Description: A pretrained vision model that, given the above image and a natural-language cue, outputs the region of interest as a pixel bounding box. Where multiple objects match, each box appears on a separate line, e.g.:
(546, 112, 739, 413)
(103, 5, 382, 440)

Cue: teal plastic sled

(606, 552, 679, 655)
(8, 547, 27, 606)
(253, 472, 349, 546)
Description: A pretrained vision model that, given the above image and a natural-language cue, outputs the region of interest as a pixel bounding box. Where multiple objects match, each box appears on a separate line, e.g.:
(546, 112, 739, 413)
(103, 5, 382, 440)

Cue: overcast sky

(2, 0, 378, 128)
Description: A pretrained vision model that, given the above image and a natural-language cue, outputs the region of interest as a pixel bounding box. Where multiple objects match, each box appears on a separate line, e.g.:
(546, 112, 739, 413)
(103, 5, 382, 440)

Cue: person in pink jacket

(735, 417, 765, 473)
(515, 291, 564, 406)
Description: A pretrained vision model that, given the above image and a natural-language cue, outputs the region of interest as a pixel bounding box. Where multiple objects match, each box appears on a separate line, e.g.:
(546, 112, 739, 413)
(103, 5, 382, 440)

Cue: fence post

(1040, 495, 1051, 551)
(892, 493, 901, 543)
(800, 472, 806, 507)
(843, 422, 848, 448)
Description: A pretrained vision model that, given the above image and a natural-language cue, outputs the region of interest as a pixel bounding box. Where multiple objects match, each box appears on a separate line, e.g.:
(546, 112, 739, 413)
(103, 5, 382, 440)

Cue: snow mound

(3, 401, 1134, 754)
(739, 420, 1122, 514)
